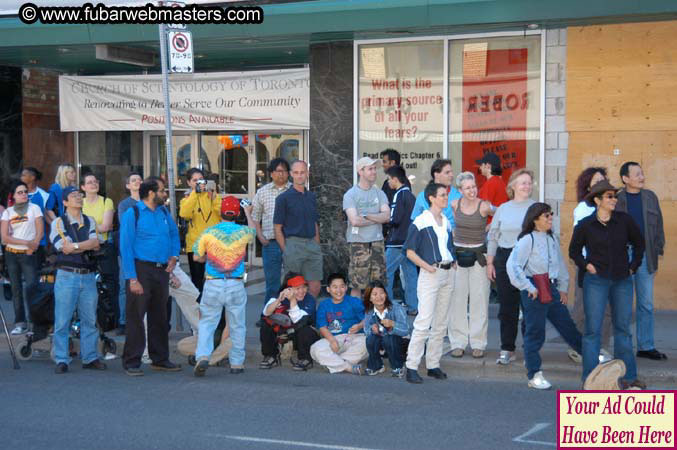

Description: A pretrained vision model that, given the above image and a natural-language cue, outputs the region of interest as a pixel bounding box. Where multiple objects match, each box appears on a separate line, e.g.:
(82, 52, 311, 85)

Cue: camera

(195, 179, 207, 193)
(240, 198, 251, 208)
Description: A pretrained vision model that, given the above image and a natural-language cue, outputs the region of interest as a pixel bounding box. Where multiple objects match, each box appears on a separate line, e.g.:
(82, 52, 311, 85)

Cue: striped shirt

(252, 181, 291, 240)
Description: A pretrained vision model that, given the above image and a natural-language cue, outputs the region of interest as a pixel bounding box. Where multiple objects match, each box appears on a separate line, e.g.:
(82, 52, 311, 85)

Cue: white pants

(448, 261, 489, 350)
(310, 334, 367, 373)
(406, 267, 454, 371)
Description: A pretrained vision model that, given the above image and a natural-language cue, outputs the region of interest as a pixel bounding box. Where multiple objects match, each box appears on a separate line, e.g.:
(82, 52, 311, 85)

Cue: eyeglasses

(603, 193, 618, 199)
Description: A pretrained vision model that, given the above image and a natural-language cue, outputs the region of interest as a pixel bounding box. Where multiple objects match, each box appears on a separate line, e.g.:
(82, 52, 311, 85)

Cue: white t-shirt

(0, 204, 43, 250)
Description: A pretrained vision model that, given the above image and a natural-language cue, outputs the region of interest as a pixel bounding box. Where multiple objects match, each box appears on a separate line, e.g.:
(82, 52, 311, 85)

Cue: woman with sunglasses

(506, 203, 581, 389)
(0, 181, 44, 335)
(569, 180, 646, 390)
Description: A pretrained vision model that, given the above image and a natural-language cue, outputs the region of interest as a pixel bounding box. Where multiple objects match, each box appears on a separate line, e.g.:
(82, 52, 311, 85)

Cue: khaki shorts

(283, 236, 324, 281)
(348, 241, 386, 291)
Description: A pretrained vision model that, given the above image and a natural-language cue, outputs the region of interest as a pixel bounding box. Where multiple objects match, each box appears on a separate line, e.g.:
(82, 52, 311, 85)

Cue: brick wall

(21, 68, 74, 190)
(544, 28, 568, 232)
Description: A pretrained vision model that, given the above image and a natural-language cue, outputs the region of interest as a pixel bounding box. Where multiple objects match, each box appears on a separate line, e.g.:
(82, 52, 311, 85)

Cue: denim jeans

(520, 284, 582, 380)
(582, 273, 637, 382)
(53, 270, 99, 365)
(632, 256, 655, 351)
(262, 240, 283, 302)
(385, 247, 418, 312)
(196, 278, 247, 366)
(5, 251, 38, 325)
(366, 333, 404, 371)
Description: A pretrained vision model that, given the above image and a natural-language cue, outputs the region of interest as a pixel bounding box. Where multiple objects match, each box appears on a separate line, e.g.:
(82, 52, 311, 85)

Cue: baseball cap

(356, 156, 380, 171)
(62, 186, 80, 201)
(221, 195, 241, 216)
(475, 152, 501, 170)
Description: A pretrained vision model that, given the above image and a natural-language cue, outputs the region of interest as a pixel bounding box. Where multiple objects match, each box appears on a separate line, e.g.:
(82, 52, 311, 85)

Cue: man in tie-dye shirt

(192, 196, 255, 377)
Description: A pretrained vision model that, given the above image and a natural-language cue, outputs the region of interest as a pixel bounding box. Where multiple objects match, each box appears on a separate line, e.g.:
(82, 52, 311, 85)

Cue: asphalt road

(0, 350, 574, 450)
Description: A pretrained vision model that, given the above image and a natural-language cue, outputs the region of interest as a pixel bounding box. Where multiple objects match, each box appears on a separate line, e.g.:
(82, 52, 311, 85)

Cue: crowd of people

(0, 153, 666, 389)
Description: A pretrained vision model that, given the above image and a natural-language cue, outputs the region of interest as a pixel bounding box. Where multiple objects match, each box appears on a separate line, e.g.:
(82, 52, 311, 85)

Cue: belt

(6, 247, 28, 254)
(206, 276, 244, 280)
(434, 262, 453, 270)
(137, 260, 168, 269)
(58, 266, 93, 274)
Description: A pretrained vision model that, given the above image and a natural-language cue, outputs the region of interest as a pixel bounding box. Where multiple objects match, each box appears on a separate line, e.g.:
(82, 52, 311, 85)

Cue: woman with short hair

(507, 202, 581, 389)
(49, 164, 77, 217)
(486, 168, 536, 365)
(448, 171, 492, 359)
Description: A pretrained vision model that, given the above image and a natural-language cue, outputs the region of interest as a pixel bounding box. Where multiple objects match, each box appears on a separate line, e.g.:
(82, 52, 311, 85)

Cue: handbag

(531, 273, 553, 304)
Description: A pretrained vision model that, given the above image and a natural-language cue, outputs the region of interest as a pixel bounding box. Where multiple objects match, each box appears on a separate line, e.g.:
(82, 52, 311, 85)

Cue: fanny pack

(454, 245, 487, 268)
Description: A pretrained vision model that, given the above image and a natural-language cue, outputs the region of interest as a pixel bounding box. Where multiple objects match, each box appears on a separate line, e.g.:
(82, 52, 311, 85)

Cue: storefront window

(358, 40, 444, 194)
(449, 35, 541, 194)
(78, 131, 143, 206)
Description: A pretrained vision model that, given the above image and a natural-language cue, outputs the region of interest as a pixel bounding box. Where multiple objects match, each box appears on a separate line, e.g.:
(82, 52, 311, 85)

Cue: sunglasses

(602, 193, 618, 199)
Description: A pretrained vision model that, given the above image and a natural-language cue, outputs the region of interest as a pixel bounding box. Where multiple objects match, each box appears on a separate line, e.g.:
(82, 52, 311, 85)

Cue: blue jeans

(5, 251, 38, 325)
(582, 274, 636, 382)
(196, 278, 247, 366)
(118, 257, 126, 326)
(262, 240, 283, 302)
(385, 247, 418, 312)
(366, 333, 404, 371)
(53, 270, 99, 365)
(632, 256, 655, 350)
(520, 284, 581, 380)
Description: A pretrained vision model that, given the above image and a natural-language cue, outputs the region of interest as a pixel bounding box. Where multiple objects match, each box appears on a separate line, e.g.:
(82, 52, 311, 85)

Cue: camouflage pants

(348, 241, 386, 291)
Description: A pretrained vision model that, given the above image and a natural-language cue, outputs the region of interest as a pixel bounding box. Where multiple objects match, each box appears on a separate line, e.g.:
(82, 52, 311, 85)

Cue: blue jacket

(386, 186, 416, 248)
(363, 302, 409, 338)
(403, 210, 455, 266)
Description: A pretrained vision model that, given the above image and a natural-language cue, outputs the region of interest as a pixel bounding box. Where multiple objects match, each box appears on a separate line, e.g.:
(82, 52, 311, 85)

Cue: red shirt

(478, 176, 509, 224)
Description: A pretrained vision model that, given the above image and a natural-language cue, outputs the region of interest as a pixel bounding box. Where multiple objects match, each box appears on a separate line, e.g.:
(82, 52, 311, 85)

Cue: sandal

(450, 348, 464, 358)
(472, 349, 485, 358)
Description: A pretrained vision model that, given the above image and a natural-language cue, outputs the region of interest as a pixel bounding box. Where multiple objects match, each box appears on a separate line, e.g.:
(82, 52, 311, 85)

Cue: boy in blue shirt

(310, 273, 367, 375)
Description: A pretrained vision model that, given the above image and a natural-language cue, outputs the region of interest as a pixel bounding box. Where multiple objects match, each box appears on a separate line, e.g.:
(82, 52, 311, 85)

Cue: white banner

(59, 68, 309, 131)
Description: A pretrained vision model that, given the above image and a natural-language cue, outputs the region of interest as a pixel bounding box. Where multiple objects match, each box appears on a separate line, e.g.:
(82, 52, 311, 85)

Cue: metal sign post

(158, 22, 177, 219)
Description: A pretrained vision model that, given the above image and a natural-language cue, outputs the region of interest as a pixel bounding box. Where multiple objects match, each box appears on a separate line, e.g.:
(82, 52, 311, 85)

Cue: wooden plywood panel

(567, 21, 677, 132)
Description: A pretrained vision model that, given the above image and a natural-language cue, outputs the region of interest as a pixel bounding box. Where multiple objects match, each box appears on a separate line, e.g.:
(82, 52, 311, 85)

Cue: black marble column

(0, 66, 22, 203)
(309, 42, 354, 280)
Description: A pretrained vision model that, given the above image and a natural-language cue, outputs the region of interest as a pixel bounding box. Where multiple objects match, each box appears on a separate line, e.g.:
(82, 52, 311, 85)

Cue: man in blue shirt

(410, 159, 462, 228)
(309, 273, 367, 375)
(120, 176, 181, 376)
(273, 160, 323, 298)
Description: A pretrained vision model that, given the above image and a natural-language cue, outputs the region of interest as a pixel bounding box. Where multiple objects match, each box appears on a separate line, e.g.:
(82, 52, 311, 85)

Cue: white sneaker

(141, 354, 151, 365)
(568, 349, 582, 364)
(599, 348, 613, 364)
(10, 325, 27, 335)
(496, 350, 515, 365)
(528, 371, 552, 390)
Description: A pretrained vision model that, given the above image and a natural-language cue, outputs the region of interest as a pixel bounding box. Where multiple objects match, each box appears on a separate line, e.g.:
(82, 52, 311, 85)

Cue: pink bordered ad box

(557, 390, 676, 449)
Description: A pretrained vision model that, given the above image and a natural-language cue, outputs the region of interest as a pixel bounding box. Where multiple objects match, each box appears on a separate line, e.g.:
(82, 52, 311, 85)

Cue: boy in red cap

(192, 195, 255, 377)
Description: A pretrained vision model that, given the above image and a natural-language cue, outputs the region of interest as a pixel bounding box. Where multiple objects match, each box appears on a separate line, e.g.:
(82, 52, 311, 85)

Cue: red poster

(461, 48, 528, 189)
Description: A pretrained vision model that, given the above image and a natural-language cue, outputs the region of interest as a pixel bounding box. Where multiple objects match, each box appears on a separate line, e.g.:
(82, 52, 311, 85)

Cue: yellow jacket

(179, 190, 221, 252)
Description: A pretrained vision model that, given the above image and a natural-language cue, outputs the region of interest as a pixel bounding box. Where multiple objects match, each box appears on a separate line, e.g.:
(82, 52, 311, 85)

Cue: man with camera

(179, 168, 221, 293)
(50, 186, 106, 374)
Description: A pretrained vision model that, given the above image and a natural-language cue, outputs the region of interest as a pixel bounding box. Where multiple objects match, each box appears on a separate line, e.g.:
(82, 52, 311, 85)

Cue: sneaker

(599, 348, 613, 363)
(496, 350, 515, 365)
(528, 371, 552, 390)
(391, 367, 405, 378)
(406, 368, 423, 384)
(11, 325, 27, 335)
(125, 366, 144, 377)
(568, 349, 583, 364)
(103, 352, 118, 361)
(365, 366, 385, 376)
(291, 359, 313, 371)
(141, 354, 151, 365)
(351, 364, 363, 376)
(259, 355, 280, 369)
(193, 359, 208, 377)
(54, 362, 68, 374)
(82, 359, 107, 370)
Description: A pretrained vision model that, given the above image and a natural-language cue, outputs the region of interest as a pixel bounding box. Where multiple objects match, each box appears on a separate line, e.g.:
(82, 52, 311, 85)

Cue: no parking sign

(168, 31, 193, 73)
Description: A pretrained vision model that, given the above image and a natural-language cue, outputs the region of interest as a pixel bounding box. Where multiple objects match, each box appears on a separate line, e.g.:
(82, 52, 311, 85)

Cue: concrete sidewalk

(1, 268, 676, 387)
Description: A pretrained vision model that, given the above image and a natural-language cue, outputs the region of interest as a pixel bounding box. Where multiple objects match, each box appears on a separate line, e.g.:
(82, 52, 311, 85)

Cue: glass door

(147, 132, 195, 199)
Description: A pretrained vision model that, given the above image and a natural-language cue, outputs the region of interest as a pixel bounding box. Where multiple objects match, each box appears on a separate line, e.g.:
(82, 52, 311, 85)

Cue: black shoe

(55, 363, 68, 374)
(406, 368, 423, 384)
(427, 368, 448, 379)
(637, 349, 667, 360)
(115, 325, 126, 336)
(292, 359, 313, 372)
(82, 359, 107, 370)
(150, 361, 182, 372)
(230, 367, 244, 374)
(193, 359, 208, 377)
(125, 367, 144, 377)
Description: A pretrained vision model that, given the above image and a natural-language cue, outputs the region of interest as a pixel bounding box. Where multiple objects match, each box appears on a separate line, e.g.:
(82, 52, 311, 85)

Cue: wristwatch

(74, 242, 80, 250)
